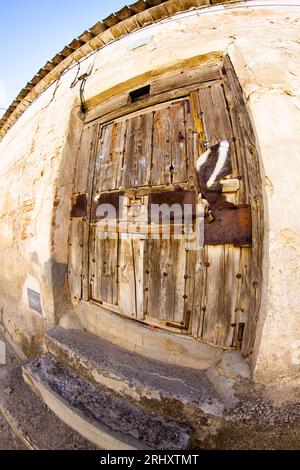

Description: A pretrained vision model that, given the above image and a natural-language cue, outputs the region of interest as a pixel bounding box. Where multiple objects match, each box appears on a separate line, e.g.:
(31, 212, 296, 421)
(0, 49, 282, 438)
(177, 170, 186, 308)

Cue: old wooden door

(89, 98, 198, 330)
(69, 58, 263, 354)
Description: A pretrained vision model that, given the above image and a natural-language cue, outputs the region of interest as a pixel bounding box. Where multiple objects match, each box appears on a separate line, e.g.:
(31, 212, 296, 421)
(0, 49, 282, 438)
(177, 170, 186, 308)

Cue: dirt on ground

(213, 380, 300, 450)
(0, 331, 26, 450)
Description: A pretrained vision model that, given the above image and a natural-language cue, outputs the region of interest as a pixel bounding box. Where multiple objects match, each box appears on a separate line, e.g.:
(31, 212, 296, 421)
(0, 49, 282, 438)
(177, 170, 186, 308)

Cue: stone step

(46, 327, 225, 417)
(23, 354, 192, 450)
(0, 366, 96, 450)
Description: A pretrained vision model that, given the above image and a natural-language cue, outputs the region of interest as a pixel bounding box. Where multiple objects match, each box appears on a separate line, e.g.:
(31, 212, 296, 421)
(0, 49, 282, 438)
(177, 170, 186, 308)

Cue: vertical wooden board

(191, 247, 206, 338)
(81, 124, 101, 301)
(94, 123, 113, 192)
(185, 97, 200, 188)
(95, 122, 127, 193)
(74, 125, 95, 194)
(221, 57, 262, 203)
(171, 239, 187, 324)
(170, 102, 187, 184)
(122, 113, 153, 189)
(201, 245, 226, 346)
(219, 77, 248, 204)
(190, 90, 206, 151)
(222, 56, 264, 354)
(118, 236, 136, 318)
(118, 235, 145, 319)
(135, 238, 146, 320)
(184, 248, 197, 332)
(122, 117, 137, 189)
(151, 107, 172, 186)
(223, 245, 241, 347)
(146, 237, 186, 324)
(241, 272, 260, 355)
(115, 120, 128, 189)
(198, 82, 237, 177)
(136, 113, 153, 188)
(92, 125, 105, 198)
(68, 219, 84, 299)
(198, 82, 233, 145)
(236, 247, 253, 352)
(144, 238, 160, 319)
(90, 229, 119, 305)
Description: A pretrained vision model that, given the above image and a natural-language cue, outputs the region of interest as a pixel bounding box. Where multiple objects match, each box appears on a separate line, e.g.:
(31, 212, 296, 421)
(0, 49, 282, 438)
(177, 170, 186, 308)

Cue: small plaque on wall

(27, 288, 43, 315)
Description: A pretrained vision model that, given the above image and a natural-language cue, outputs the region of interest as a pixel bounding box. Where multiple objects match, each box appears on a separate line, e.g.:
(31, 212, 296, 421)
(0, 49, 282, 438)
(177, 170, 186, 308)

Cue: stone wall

(0, 1, 299, 384)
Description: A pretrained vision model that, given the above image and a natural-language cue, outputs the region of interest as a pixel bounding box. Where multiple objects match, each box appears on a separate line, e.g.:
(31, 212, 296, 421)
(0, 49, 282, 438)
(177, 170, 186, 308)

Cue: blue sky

(0, 0, 127, 117)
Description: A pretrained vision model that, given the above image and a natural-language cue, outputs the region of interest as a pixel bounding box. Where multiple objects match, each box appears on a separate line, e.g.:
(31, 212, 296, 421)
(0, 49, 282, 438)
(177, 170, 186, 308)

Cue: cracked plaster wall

(0, 1, 299, 383)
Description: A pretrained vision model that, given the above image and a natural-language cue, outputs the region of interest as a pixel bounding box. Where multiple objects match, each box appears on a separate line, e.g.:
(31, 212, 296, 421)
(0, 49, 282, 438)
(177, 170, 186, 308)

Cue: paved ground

(0, 331, 26, 450)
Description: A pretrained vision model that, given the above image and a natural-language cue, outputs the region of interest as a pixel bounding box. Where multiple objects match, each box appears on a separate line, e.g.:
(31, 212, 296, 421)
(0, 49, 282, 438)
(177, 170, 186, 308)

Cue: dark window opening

(130, 85, 151, 102)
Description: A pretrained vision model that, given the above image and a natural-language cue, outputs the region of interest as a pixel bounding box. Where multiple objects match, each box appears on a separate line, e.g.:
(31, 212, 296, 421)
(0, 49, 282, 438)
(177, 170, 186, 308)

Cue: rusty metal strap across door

(205, 205, 252, 247)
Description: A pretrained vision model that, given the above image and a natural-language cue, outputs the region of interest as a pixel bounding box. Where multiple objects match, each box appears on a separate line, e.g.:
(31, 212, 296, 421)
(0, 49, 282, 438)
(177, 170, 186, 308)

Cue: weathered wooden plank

(118, 235, 145, 319)
(135, 238, 146, 320)
(151, 107, 172, 186)
(198, 82, 238, 181)
(82, 124, 101, 301)
(220, 69, 248, 205)
(198, 83, 233, 145)
(90, 229, 119, 305)
(151, 64, 221, 96)
(68, 219, 84, 300)
(223, 245, 241, 347)
(233, 247, 252, 351)
(94, 123, 113, 191)
(170, 101, 187, 183)
(172, 240, 187, 325)
(74, 123, 100, 301)
(85, 80, 222, 126)
(118, 236, 137, 318)
(184, 97, 199, 188)
(74, 125, 95, 194)
(95, 122, 126, 192)
(122, 113, 153, 188)
(184, 248, 197, 332)
(222, 56, 264, 354)
(146, 236, 186, 324)
(201, 245, 225, 346)
(191, 247, 206, 338)
(189, 89, 206, 155)
(86, 94, 129, 125)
